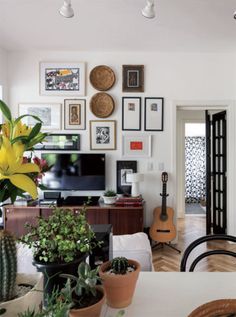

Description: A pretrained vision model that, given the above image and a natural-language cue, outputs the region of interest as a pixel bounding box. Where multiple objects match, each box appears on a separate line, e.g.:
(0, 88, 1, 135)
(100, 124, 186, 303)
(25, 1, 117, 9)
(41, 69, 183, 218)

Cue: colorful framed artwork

(122, 135, 152, 157)
(122, 97, 141, 131)
(90, 120, 116, 150)
(116, 160, 137, 194)
(34, 134, 80, 151)
(39, 62, 86, 96)
(18, 103, 61, 130)
(144, 97, 164, 131)
(122, 65, 144, 92)
(64, 99, 86, 130)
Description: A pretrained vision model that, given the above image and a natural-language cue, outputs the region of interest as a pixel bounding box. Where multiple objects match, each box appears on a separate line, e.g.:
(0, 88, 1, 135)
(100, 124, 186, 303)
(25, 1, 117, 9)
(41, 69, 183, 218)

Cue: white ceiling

(0, 0, 236, 52)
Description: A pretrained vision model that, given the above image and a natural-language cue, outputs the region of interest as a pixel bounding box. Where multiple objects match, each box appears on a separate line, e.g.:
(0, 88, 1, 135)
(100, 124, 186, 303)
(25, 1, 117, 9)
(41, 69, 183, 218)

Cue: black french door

(205, 110, 227, 234)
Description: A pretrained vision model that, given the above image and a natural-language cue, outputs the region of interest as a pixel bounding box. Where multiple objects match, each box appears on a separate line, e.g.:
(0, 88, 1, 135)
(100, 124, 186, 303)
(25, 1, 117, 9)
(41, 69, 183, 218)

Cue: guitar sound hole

(160, 214, 168, 222)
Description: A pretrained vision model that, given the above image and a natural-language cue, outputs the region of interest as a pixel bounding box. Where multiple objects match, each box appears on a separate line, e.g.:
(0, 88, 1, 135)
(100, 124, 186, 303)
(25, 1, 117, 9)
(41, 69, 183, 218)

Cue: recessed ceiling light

(142, 0, 156, 19)
(59, 0, 74, 18)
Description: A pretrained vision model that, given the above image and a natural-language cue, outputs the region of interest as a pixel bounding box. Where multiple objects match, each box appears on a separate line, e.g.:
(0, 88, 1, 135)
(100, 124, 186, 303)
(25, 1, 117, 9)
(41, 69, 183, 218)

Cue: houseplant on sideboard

(102, 190, 117, 205)
(99, 256, 140, 308)
(20, 206, 98, 307)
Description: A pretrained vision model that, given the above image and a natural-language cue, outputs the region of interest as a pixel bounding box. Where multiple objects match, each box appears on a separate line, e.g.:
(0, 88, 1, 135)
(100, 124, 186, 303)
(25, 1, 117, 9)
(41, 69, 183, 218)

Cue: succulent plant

(103, 190, 117, 197)
(111, 257, 129, 274)
(0, 230, 17, 301)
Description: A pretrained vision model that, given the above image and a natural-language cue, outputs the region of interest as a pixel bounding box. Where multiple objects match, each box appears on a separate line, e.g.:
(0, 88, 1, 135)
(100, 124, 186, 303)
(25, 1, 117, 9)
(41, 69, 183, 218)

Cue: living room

(1, 1, 236, 316)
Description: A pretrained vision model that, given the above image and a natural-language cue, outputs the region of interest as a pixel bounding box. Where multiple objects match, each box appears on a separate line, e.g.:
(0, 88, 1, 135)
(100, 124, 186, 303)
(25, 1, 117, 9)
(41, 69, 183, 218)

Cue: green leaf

(28, 123, 42, 140)
(14, 114, 42, 125)
(11, 135, 29, 144)
(0, 100, 12, 121)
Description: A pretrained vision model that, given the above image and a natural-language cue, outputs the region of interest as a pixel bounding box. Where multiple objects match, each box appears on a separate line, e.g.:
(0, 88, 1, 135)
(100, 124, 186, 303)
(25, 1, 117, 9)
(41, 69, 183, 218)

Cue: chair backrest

(180, 234, 236, 272)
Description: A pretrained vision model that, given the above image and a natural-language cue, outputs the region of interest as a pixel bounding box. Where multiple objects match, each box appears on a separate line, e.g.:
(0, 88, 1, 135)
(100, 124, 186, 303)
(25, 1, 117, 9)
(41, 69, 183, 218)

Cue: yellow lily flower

(0, 137, 39, 199)
(1, 121, 32, 139)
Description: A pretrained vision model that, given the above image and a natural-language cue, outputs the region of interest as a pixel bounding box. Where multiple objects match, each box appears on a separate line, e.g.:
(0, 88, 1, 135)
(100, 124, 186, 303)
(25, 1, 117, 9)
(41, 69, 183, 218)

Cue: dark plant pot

(33, 253, 87, 307)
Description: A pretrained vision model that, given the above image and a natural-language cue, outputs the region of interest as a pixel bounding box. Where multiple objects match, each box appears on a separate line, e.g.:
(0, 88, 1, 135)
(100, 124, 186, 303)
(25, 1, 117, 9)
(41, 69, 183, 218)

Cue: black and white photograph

(90, 120, 116, 150)
(144, 97, 164, 131)
(116, 161, 137, 194)
(40, 62, 85, 96)
(64, 99, 86, 130)
(122, 65, 144, 92)
(18, 103, 61, 130)
(122, 97, 141, 131)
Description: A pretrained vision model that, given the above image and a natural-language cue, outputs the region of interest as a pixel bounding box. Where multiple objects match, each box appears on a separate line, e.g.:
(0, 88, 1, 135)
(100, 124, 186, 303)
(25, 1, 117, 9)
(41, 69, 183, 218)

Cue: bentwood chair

(180, 234, 236, 272)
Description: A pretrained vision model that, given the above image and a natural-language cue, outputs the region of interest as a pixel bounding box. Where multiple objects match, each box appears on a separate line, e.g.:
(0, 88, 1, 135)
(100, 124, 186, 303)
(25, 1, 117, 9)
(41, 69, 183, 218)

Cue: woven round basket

(188, 299, 236, 317)
(90, 92, 115, 118)
(89, 65, 116, 91)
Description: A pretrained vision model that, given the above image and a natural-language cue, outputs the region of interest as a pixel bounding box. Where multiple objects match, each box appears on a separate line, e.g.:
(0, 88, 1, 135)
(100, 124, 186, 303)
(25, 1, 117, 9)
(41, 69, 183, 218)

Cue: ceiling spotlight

(234, 10, 236, 19)
(142, 0, 155, 19)
(59, 0, 74, 18)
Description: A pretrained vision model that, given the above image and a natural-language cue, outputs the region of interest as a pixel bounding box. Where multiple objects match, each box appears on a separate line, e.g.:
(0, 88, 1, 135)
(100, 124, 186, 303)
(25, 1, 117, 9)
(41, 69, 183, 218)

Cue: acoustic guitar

(149, 172, 176, 243)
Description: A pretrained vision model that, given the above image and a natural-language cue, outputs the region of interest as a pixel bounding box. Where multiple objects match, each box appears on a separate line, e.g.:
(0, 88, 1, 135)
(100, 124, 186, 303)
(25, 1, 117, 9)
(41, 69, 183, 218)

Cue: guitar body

(149, 206, 176, 243)
(149, 172, 177, 243)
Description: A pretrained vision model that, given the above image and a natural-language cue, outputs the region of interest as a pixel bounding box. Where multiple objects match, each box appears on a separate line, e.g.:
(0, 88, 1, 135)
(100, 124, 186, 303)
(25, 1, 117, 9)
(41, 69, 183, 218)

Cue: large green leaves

(0, 100, 12, 121)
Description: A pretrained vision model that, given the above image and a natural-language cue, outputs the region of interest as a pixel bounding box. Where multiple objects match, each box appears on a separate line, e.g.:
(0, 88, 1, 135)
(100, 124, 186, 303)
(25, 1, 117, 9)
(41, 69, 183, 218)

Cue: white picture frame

(122, 97, 141, 131)
(122, 135, 152, 157)
(90, 120, 116, 150)
(18, 103, 61, 130)
(39, 62, 86, 96)
(144, 97, 164, 131)
(64, 99, 86, 130)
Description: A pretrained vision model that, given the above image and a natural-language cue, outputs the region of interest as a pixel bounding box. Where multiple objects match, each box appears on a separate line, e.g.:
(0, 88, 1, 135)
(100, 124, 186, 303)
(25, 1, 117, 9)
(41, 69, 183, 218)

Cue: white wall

(7, 50, 236, 227)
(0, 47, 8, 122)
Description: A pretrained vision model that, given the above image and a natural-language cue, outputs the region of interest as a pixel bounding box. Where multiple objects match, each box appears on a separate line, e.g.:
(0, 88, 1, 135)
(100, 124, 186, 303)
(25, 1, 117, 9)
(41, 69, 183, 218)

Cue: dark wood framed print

(64, 99, 86, 130)
(122, 65, 144, 92)
(144, 97, 164, 131)
(34, 134, 80, 151)
(116, 160, 137, 194)
(90, 120, 116, 150)
(122, 97, 141, 131)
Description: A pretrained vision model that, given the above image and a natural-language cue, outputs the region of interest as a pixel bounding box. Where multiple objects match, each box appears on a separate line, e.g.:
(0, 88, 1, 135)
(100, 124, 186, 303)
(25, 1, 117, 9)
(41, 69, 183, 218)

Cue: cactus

(111, 257, 129, 274)
(0, 230, 17, 301)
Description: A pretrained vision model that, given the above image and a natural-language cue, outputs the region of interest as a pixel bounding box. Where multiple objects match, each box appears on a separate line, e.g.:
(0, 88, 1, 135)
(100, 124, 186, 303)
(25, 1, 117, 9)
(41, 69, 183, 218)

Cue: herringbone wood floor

(152, 216, 236, 272)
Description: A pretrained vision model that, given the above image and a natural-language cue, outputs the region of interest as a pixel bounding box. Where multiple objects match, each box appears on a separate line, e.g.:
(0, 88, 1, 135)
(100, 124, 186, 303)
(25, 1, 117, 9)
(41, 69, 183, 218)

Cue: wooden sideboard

(3, 204, 144, 238)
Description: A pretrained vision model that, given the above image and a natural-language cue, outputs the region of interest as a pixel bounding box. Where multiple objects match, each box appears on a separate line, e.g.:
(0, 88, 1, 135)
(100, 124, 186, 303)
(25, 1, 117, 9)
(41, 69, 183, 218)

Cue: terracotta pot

(69, 286, 105, 317)
(99, 259, 140, 308)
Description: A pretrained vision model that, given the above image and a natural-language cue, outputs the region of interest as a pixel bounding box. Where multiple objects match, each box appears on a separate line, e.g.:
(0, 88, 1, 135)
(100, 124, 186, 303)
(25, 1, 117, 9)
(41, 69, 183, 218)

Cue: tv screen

(41, 153, 105, 190)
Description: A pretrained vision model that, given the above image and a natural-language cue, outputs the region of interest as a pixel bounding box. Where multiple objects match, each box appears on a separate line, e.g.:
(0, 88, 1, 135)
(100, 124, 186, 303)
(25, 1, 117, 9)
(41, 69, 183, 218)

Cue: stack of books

(115, 195, 143, 207)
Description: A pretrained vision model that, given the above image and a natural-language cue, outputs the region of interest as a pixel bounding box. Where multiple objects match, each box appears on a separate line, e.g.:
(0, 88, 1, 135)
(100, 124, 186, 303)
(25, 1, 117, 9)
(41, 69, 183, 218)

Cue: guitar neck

(161, 183, 167, 215)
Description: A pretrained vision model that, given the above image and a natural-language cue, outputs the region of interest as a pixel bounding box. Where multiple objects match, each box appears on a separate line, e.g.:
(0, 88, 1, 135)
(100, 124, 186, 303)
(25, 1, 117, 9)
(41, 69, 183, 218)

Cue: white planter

(0, 273, 43, 317)
(103, 195, 117, 205)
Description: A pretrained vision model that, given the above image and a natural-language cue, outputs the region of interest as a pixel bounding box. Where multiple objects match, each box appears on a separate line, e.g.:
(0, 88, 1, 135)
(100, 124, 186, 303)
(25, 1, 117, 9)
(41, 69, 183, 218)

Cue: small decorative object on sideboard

(126, 173, 144, 197)
(102, 190, 117, 205)
(60, 262, 105, 317)
(99, 256, 141, 308)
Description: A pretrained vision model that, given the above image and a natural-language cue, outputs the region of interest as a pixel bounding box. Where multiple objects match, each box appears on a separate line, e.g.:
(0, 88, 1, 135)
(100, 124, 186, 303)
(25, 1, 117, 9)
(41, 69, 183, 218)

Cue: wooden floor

(152, 216, 236, 271)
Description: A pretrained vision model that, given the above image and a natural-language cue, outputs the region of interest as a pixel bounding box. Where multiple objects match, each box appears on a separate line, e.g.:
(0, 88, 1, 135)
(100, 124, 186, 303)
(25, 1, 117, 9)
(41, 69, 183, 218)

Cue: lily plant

(0, 100, 48, 203)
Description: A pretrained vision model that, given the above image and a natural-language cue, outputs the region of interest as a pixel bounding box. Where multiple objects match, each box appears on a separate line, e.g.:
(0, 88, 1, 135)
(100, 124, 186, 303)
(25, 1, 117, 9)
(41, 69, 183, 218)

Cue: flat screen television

(41, 153, 105, 190)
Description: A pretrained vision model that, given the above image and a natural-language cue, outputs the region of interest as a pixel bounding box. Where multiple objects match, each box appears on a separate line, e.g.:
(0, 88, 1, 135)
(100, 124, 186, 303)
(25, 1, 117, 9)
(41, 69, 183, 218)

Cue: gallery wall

(3, 50, 236, 227)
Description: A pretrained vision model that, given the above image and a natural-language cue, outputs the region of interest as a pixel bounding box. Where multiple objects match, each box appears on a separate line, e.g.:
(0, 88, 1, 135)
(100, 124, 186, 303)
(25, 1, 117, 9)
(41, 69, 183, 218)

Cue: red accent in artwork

(130, 141, 143, 150)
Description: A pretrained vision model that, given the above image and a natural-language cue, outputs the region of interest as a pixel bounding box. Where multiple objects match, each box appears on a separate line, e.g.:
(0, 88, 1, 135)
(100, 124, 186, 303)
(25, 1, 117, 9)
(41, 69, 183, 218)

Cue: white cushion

(112, 232, 153, 271)
(17, 243, 37, 274)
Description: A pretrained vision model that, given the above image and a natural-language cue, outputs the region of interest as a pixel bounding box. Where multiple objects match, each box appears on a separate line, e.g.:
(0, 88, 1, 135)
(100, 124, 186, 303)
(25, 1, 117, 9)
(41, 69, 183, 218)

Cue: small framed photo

(122, 65, 144, 92)
(122, 135, 152, 158)
(40, 62, 85, 96)
(116, 160, 137, 194)
(122, 97, 141, 131)
(64, 99, 86, 130)
(18, 103, 61, 130)
(90, 120, 116, 150)
(34, 134, 80, 151)
(144, 97, 164, 131)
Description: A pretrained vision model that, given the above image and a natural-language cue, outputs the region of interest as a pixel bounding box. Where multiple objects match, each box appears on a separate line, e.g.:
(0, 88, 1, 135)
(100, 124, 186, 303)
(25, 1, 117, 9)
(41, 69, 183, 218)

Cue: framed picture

(122, 65, 144, 92)
(144, 97, 164, 131)
(116, 160, 137, 194)
(122, 135, 152, 157)
(90, 120, 116, 150)
(18, 103, 61, 130)
(39, 62, 85, 96)
(64, 99, 86, 130)
(122, 97, 141, 131)
(34, 134, 80, 151)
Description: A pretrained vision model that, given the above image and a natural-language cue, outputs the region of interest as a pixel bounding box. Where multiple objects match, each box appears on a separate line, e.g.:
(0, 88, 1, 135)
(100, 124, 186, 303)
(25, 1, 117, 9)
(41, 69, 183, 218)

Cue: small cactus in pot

(111, 257, 129, 274)
(0, 230, 17, 302)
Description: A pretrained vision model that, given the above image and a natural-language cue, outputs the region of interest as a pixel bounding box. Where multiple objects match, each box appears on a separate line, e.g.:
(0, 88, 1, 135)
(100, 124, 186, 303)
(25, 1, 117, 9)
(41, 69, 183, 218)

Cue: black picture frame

(34, 134, 80, 151)
(144, 97, 164, 131)
(116, 160, 137, 195)
(122, 97, 141, 131)
(122, 65, 144, 92)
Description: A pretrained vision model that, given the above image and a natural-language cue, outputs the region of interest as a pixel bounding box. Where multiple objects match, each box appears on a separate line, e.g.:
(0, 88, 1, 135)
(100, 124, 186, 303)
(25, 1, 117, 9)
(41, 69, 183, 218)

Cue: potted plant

(99, 257, 140, 308)
(60, 261, 105, 317)
(20, 206, 98, 307)
(102, 190, 117, 205)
